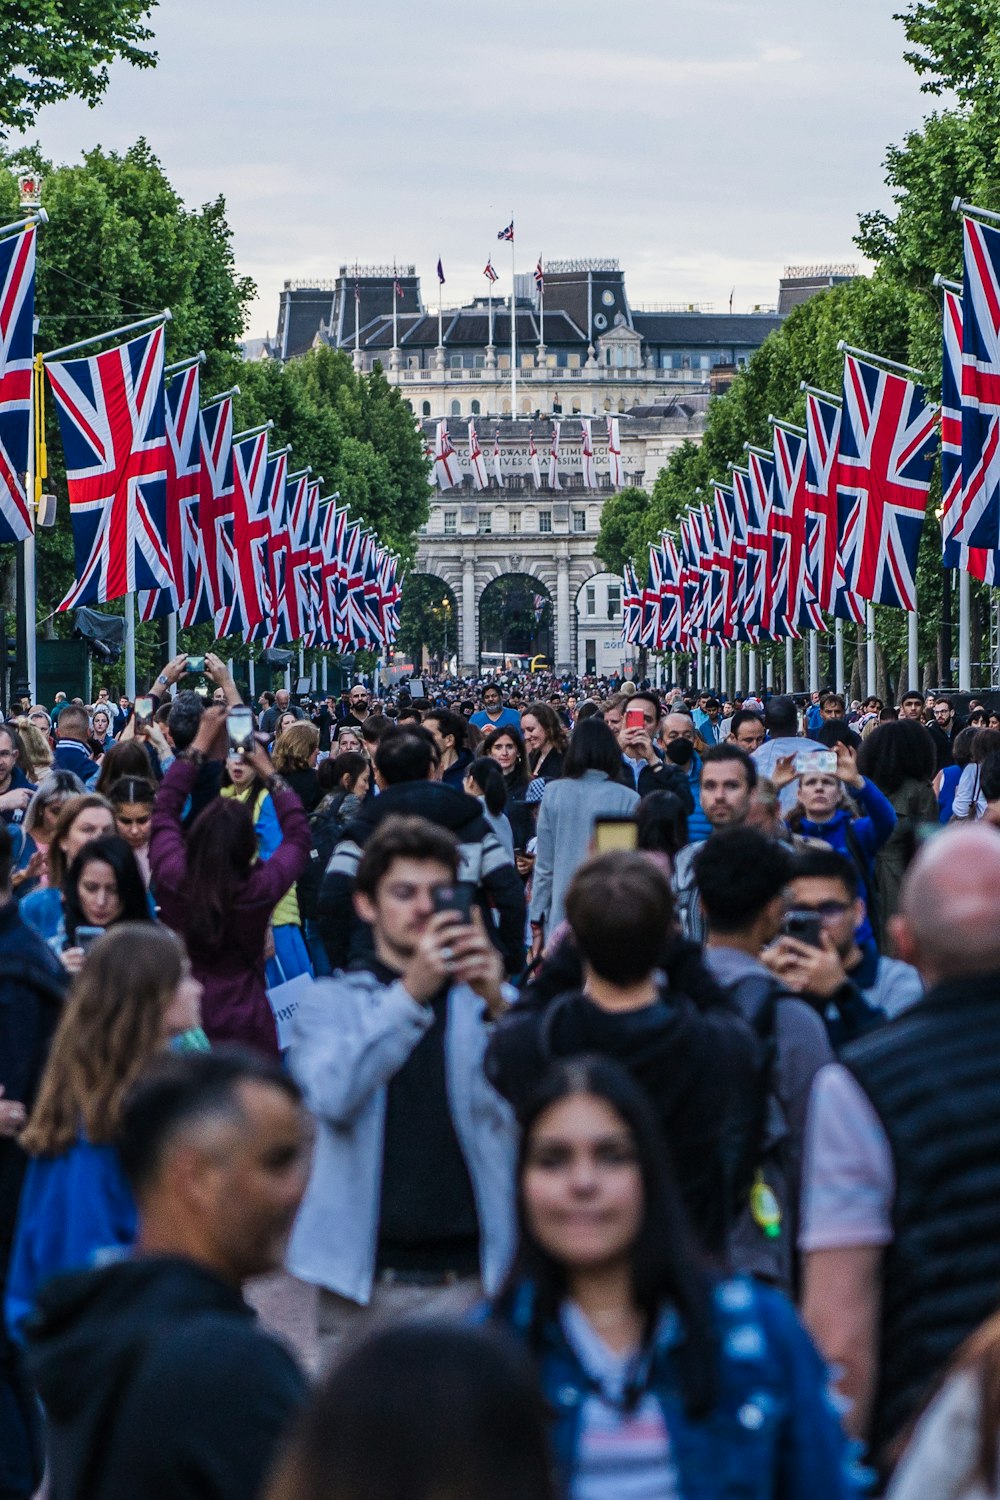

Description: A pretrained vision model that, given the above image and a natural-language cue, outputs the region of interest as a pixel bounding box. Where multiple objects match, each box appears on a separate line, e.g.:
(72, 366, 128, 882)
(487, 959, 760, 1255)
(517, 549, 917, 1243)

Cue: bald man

(799, 824, 1000, 1476)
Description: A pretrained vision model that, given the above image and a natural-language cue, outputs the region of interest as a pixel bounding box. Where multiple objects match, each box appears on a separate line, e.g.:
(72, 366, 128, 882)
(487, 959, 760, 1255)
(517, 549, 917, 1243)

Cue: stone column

(556, 553, 572, 672)
(462, 556, 477, 673)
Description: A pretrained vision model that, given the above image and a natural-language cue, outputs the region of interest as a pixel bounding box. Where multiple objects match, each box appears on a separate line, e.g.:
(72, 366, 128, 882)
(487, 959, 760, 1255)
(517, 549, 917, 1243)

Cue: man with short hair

(764, 846, 923, 1043)
(729, 709, 766, 753)
(486, 850, 761, 1258)
(800, 825, 1000, 1473)
(260, 687, 303, 736)
(898, 690, 925, 722)
(0, 724, 34, 824)
(25, 1049, 310, 1500)
(928, 695, 961, 771)
(469, 685, 520, 732)
(318, 728, 525, 975)
(820, 693, 846, 722)
(289, 815, 516, 1362)
(423, 708, 473, 790)
(50, 706, 100, 789)
(617, 690, 663, 789)
(696, 827, 833, 1288)
(672, 744, 758, 942)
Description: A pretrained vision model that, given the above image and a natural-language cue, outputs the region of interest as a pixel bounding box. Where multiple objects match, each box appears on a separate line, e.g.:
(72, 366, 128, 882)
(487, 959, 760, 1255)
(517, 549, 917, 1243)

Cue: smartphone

(227, 706, 255, 754)
(593, 816, 640, 853)
(432, 883, 475, 923)
(75, 926, 105, 951)
(782, 909, 824, 948)
(134, 696, 154, 726)
(625, 707, 645, 731)
(186, 655, 206, 673)
(794, 750, 838, 776)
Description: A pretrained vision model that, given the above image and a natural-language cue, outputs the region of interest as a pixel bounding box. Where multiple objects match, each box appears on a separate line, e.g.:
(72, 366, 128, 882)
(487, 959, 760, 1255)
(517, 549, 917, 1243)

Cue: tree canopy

(0, 0, 157, 135)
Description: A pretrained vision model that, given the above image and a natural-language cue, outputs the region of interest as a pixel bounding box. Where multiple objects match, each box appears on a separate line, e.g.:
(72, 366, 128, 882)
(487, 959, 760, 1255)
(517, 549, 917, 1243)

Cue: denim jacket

(489, 1275, 864, 1500)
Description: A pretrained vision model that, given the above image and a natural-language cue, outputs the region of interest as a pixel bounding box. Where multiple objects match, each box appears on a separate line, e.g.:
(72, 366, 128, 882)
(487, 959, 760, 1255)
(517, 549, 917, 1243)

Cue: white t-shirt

(560, 1302, 680, 1500)
(798, 1063, 896, 1251)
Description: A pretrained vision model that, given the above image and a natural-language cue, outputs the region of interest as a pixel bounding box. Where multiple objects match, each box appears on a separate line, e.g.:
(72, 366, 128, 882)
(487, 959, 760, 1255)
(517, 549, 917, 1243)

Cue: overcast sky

(14, 0, 928, 340)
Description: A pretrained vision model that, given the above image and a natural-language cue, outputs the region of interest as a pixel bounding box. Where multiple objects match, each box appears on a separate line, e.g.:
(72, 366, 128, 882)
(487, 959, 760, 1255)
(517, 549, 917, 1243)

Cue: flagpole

(959, 569, 971, 690)
(785, 638, 794, 692)
(0, 208, 47, 243)
(23, 353, 41, 702)
(836, 340, 925, 381)
(510, 220, 517, 421)
(866, 602, 877, 697)
(748, 647, 757, 693)
(808, 630, 820, 692)
(42, 309, 172, 362)
(907, 609, 919, 691)
(124, 591, 136, 701)
(539, 255, 545, 353)
(835, 619, 845, 694)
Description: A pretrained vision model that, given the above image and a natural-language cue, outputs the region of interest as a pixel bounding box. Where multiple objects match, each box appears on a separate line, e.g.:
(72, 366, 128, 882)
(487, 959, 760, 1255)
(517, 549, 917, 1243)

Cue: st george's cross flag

(138, 359, 200, 622)
(957, 215, 1000, 551)
(836, 354, 938, 612)
(548, 421, 562, 490)
(0, 225, 36, 544)
(528, 427, 543, 489)
(941, 285, 1000, 582)
(468, 421, 488, 491)
(607, 417, 623, 489)
(580, 419, 596, 489)
(433, 420, 460, 489)
(48, 324, 172, 610)
(804, 391, 866, 625)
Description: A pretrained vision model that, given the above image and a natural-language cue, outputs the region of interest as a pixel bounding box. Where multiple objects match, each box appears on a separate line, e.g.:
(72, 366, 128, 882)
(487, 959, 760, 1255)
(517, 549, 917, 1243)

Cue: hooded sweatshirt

(25, 1255, 305, 1500)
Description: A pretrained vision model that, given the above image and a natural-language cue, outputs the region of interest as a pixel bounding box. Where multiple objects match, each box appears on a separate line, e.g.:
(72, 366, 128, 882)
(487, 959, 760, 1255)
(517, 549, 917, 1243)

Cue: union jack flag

(620, 561, 642, 644)
(679, 513, 701, 650)
(639, 544, 663, 649)
(138, 360, 200, 622)
(656, 535, 682, 648)
(378, 549, 401, 645)
(771, 425, 824, 637)
(197, 396, 234, 620)
(217, 430, 269, 639)
(941, 286, 1000, 582)
(534, 257, 544, 289)
(958, 216, 1000, 550)
(497, 221, 514, 242)
(258, 448, 290, 645)
(49, 324, 172, 610)
(342, 520, 372, 648)
(318, 503, 345, 646)
(804, 392, 865, 624)
(695, 503, 719, 645)
(710, 485, 735, 641)
(836, 354, 938, 612)
(280, 470, 312, 642)
(0, 226, 36, 544)
(730, 468, 755, 643)
(483, 259, 498, 285)
(744, 451, 774, 640)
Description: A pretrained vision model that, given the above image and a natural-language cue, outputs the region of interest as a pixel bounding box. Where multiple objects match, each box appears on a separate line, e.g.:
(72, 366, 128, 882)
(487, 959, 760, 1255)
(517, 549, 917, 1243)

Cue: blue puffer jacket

(796, 778, 896, 947)
(488, 1275, 864, 1500)
(685, 752, 712, 843)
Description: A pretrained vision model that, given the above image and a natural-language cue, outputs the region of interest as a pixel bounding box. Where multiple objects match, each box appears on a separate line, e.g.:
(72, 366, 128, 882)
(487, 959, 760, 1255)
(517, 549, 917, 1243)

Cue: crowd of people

(2, 657, 1000, 1499)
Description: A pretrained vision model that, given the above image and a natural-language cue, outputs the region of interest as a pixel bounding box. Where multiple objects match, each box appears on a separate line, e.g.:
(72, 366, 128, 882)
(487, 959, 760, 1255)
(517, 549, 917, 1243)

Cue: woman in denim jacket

(487, 1056, 862, 1500)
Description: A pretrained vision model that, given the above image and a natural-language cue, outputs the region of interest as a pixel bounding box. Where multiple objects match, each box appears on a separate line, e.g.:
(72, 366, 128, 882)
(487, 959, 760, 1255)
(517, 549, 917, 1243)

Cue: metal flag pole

(866, 603, 877, 697)
(785, 637, 794, 692)
(953, 197, 1000, 227)
(908, 609, 919, 690)
(202, 384, 241, 410)
(809, 631, 820, 693)
(0, 208, 48, 243)
(165, 350, 205, 379)
(539, 254, 544, 353)
(835, 620, 845, 695)
(959, 568, 972, 690)
(510, 219, 517, 422)
(232, 420, 274, 443)
(836, 340, 925, 381)
(42, 308, 172, 363)
(392, 264, 399, 360)
(24, 351, 43, 701)
(124, 592, 136, 700)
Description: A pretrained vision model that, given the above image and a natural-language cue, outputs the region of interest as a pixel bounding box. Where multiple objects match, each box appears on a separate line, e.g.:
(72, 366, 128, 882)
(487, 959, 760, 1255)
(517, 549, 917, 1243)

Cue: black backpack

(297, 793, 349, 925)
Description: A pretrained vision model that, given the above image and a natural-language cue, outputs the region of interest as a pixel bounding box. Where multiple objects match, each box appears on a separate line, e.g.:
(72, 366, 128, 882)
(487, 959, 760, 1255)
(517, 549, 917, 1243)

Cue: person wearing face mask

(659, 712, 710, 840)
(51, 836, 153, 974)
(18, 794, 116, 943)
(777, 741, 895, 950)
(486, 1056, 858, 1500)
(4, 926, 204, 1343)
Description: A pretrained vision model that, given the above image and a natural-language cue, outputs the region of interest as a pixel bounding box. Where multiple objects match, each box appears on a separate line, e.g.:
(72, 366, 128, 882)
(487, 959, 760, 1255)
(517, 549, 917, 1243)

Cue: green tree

(0, 0, 157, 135)
(594, 486, 651, 573)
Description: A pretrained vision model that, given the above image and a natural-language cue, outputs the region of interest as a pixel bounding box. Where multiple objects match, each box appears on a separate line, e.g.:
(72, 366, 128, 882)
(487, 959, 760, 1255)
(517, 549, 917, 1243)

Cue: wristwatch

(157, 673, 169, 687)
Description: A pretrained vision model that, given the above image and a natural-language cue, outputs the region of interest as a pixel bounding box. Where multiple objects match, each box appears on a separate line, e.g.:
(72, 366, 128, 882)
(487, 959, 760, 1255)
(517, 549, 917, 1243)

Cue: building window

(571, 399, 581, 414)
(407, 355, 421, 370)
(607, 584, 621, 617)
(470, 399, 481, 415)
(478, 511, 492, 534)
(449, 354, 463, 369)
(510, 511, 521, 533)
(443, 511, 457, 536)
(539, 511, 552, 533)
(421, 400, 431, 416)
(573, 510, 586, 533)
(585, 585, 596, 616)
(449, 399, 462, 416)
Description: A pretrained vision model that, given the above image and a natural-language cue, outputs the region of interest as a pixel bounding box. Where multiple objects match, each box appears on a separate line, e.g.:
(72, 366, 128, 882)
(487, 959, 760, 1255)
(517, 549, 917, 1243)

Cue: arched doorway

(478, 573, 553, 669)
(395, 574, 459, 676)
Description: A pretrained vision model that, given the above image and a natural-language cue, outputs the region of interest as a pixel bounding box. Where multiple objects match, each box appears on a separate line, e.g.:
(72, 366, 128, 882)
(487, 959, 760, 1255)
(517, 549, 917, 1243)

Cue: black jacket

(486, 971, 762, 1257)
(636, 758, 696, 811)
(318, 780, 526, 974)
(26, 1256, 306, 1500)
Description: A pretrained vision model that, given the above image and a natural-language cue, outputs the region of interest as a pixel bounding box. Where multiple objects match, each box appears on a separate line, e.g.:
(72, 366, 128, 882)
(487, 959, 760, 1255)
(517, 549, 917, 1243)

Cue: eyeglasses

(789, 900, 852, 921)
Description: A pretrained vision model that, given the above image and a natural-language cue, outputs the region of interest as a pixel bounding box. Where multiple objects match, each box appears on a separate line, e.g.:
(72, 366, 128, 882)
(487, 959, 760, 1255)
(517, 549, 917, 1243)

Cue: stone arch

(478, 570, 554, 669)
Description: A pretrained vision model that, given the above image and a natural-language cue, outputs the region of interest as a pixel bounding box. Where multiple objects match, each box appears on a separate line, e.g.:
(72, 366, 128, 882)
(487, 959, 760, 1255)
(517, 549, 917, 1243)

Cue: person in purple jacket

(150, 706, 311, 1056)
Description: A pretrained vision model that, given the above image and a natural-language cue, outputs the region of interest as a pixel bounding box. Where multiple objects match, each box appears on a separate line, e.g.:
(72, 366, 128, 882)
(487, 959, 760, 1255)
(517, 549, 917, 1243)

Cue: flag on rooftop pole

(528, 427, 542, 489)
(436, 258, 445, 284)
(534, 257, 544, 290)
(957, 214, 1000, 550)
(548, 420, 562, 490)
(497, 221, 514, 242)
(48, 322, 173, 609)
(0, 222, 37, 543)
(580, 418, 596, 488)
(483, 259, 498, 285)
(468, 420, 488, 490)
(491, 429, 504, 488)
(836, 351, 938, 611)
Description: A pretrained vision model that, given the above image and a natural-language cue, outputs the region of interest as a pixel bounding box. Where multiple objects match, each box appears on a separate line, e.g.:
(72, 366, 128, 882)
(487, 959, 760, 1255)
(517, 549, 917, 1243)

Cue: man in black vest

(799, 824, 1000, 1474)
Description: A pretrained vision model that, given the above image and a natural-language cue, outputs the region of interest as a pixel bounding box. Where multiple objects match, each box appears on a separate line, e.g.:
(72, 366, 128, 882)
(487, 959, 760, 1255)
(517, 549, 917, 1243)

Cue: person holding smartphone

(287, 813, 516, 1366)
(50, 835, 153, 974)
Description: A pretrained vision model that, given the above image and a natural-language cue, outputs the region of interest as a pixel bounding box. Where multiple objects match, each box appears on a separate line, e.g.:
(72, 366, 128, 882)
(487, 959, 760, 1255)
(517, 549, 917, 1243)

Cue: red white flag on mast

(468, 420, 488, 490)
(580, 419, 596, 488)
(607, 417, 623, 489)
(548, 421, 562, 490)
(433, 421, 460, 489)
(492, 430, 504, 488)
(528, 428, 542, 489)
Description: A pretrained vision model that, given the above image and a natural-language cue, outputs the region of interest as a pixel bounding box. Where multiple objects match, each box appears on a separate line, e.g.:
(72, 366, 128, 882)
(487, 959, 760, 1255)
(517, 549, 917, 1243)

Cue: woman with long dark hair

(856, 720, 939, 940)
(54, 836, 152, 972)
(489, 1056, 858, 1500)
(150, 705, 311, 1054)
(483, 725, 532, 850)
(19, 794, 116, 942)
(464, 754, 514, 859)
(521, 702, 567, 783)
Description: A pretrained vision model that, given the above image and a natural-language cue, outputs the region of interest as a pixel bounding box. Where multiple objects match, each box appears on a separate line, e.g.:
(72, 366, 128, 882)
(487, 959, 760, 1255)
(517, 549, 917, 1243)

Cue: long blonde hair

(21, 924, 185, 1157)
(273, 721, 319, 773)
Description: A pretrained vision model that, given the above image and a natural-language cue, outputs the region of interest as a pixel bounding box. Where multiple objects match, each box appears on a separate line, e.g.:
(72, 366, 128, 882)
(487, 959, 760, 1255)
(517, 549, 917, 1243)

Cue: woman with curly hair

(4, 924, 202, 1339)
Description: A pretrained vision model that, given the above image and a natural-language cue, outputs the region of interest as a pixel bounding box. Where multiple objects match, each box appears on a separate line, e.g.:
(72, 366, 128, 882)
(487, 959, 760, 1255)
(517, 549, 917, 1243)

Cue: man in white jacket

(285, 814, 518, 1365)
